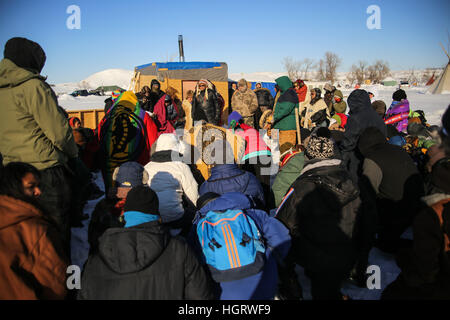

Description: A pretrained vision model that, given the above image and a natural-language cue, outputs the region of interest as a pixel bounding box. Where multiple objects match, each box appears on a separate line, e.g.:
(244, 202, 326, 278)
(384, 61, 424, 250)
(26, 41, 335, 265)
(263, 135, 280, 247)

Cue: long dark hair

(0, 162, 41, 205)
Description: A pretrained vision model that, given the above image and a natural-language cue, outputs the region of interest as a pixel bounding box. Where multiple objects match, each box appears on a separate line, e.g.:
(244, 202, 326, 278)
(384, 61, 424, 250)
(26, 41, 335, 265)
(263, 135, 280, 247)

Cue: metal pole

(178, 35, 185, 62)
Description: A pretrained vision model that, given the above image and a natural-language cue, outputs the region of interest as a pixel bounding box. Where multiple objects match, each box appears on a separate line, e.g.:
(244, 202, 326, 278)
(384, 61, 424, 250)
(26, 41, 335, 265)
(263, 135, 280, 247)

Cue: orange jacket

(295, 85, 308, 103)
(0, 195, 69, 299)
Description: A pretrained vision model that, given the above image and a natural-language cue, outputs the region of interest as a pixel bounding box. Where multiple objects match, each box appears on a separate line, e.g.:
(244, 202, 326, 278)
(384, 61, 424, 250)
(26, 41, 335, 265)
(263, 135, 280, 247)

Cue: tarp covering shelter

(132, 62, 229, 107)
(249, 81, 277, 97)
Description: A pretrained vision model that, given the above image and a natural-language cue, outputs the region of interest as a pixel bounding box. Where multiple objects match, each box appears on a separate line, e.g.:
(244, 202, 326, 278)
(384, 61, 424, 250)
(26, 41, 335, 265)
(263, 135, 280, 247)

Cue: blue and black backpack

(196, 209, 265, 282)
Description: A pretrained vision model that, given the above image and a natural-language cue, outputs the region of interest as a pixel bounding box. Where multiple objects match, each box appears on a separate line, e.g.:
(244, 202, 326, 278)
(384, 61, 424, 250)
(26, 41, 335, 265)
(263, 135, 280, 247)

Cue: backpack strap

(431, 199, 450, 253)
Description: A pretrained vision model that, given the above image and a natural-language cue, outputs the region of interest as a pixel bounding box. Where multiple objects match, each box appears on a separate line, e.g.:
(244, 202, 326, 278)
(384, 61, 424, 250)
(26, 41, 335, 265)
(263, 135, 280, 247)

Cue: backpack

(196, 209, 265, 282)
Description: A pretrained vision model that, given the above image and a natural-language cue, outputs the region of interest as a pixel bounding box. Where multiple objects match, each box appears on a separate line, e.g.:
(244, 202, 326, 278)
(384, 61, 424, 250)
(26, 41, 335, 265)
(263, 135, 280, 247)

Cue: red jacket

(234, 123, 271, 162)
(153, 94, 179, 136)
(295, 85, 308, 103)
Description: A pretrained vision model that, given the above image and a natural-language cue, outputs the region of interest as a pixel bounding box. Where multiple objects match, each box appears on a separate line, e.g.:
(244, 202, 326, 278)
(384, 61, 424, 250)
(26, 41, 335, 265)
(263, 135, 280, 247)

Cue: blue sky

(0, 0, 449, 83)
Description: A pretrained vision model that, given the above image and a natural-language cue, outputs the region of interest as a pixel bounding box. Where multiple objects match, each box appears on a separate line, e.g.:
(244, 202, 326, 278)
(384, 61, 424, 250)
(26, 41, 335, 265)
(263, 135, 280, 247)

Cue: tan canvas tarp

(428, 63, 450, 94)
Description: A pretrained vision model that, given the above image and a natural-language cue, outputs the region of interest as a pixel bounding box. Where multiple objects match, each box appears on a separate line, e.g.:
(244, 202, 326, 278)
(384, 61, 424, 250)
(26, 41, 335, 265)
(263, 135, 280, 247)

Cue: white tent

(427, 61, 450, 94)
(428, 43, 450, 94)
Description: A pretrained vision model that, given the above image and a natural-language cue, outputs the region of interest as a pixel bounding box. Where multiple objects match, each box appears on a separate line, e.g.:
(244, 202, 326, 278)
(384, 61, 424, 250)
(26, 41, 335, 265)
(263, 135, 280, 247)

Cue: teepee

(428, 43, 450, 94)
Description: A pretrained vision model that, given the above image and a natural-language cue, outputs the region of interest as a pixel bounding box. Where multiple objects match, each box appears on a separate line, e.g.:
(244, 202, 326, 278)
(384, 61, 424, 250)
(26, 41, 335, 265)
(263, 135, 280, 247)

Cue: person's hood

(0, 58, 44, 88)
(151, 79, 161, 90)
(113, 91, 139, 111)
(209, 163, 242, 179)
(151, 133, 185, 155)
(357, 126, 387, 157)
(300, 159, 359, 206)
(275, 76, 293, 93)
(199, 192, 252, 215)
(347, 89, 371, 114)
(334, 89, 344, 99)
(98, 221, 170, 274)
(238, 79, 248, 93)
(0, 195, 43, 229)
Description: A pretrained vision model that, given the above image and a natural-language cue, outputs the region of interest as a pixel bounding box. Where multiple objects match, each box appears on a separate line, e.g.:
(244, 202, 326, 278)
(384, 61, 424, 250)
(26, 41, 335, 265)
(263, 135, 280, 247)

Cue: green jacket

(0, 59, 78, 171)
(272, 151, 305, 207)
(332, 89, 347, 114)
(273, 76, 299, 131)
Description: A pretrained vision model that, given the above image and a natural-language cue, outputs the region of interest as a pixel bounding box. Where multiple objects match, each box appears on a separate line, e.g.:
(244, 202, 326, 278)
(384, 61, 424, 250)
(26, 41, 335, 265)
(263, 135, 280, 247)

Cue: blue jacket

(189, 192, 291, 300)
(199, 164, 265, 207)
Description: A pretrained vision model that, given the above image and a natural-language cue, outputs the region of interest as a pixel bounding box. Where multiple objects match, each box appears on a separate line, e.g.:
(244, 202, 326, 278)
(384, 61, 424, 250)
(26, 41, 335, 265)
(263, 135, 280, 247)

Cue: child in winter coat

(385, 89, 410, 133)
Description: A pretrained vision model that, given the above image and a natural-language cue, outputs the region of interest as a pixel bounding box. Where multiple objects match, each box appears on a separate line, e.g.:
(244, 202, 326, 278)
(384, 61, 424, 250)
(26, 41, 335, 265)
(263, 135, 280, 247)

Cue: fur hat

(305, 132, 335, 160)
(123, 185, 160, 215)
(324, 83, 335, 92)
(259, 109, 273, 129)
(238, 78, 248, 88)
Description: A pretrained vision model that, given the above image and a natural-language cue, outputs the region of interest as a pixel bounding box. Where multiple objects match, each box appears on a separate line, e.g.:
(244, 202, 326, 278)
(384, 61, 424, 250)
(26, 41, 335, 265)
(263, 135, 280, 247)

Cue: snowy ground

(71, 171, 408, 300)
(58, 94, 109, 111)
(341, 84, 450, 126)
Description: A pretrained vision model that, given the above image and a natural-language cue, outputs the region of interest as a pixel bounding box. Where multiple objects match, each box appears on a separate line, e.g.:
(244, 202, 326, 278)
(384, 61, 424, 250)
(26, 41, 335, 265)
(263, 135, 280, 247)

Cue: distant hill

(53, 69, 133, 94)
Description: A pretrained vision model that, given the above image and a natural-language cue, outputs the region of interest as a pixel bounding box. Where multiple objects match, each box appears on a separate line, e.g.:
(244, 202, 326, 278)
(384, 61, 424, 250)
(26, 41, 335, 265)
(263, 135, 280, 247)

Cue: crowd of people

(1, 37, 449, 300)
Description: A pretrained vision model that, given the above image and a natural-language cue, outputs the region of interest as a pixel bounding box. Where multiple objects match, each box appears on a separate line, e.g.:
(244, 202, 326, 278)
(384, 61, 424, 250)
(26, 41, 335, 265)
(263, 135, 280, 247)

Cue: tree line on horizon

(283, 52, 391, 85)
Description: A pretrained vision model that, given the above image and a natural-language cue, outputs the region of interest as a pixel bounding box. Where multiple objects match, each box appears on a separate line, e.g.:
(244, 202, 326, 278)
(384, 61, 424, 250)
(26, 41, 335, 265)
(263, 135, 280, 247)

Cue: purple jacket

(385, 99, 410, 133)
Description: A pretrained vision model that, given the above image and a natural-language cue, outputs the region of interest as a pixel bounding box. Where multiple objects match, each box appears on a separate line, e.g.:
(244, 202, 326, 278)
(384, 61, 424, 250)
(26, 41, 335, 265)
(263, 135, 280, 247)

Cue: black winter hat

(123, 185, 160, 215)
(197, 192, 220, 209)
(4, 37, 46, 73)
(442, 105, 450, 136)
(392, 89, 407, 102)
(431, 158, 450, 194)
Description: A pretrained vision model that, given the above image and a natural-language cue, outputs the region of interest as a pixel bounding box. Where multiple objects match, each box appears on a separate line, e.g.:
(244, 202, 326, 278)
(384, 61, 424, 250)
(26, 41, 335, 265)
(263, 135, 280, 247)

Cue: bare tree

(324, 52, 342, 84)
(315, 59, 326, 81)
(370, 60, 390, 83)
(346, 71, 357, 86)
(283, 57, 316, 80)
(349, 61, 368, 84)
(283, 57, 301, 81)
(299, 58, 315, 80)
